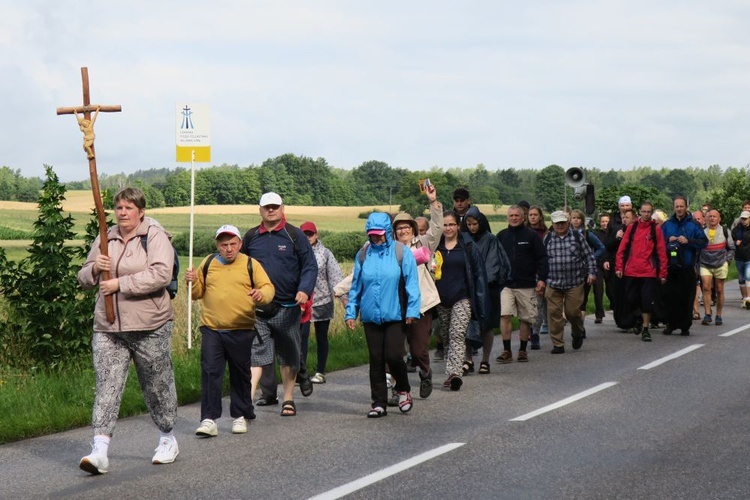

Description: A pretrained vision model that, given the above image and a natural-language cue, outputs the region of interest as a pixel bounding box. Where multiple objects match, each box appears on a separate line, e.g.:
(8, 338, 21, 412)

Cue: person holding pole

(186, 225, 275, 436)
(77, 187, 179, 474)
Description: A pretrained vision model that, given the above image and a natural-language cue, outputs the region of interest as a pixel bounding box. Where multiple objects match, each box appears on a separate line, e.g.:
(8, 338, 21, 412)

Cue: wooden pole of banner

(56, 67, 121, 324)
(187, 150, 196, 349)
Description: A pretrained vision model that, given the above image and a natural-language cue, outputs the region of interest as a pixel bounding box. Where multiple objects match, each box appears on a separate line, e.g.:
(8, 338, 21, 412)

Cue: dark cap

(453, 187, 470, 200)
(517, 200, 531, 210)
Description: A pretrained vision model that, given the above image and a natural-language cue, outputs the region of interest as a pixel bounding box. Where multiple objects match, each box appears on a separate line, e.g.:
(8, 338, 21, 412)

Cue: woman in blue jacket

(346, 212, 421, 418)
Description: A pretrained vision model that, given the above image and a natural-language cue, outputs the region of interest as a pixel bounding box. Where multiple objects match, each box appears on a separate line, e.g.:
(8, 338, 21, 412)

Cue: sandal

(478, 361, 490, 375)
(367, 406, 387, 418)
(280, 400, 296, 417)
(692, 312, 701, 320)
(462, 360, 474, 376)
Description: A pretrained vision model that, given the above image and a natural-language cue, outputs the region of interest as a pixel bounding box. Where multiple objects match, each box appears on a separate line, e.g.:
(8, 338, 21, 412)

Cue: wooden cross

(56, 67, 122, 324)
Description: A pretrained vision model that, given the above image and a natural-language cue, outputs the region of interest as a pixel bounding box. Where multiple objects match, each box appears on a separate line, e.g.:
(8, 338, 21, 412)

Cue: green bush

(320, 231, 366, 262)
(172, 230, 216, 257)
(358, 209, 381, 219)
(0, 166, 99, 370)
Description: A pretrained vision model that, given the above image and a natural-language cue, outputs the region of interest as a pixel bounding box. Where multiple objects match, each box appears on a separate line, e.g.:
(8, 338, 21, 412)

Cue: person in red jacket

(615, 201, 668, 342)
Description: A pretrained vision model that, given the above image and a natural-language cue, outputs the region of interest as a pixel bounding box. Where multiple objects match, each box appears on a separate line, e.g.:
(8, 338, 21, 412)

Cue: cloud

(2, 1, 750, 181)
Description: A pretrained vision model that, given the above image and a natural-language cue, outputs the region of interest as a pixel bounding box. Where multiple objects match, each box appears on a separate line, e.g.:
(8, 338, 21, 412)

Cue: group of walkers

(75, 185, 742, 474)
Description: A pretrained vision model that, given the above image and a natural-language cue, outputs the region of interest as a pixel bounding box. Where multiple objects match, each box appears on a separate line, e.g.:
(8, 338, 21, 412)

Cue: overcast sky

(3, 1, 749, 181)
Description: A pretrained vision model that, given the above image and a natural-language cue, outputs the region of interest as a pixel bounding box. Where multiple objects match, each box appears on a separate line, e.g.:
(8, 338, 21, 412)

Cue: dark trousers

(405, 313, 432, 375)
(593, 267, 606, 319)
(313, 320, 331, 374)
(300, 320, 331, 374)
(664, 267, 697, 332)
(364, 322, 410, 408)
(200, 326, 255, 420)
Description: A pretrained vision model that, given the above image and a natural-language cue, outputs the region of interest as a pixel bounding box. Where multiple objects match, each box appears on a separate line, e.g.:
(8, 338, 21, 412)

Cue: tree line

(5, 156, 749, 217)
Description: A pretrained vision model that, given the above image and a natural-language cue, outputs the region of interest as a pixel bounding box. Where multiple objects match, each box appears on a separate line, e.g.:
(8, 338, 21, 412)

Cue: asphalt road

(2, 282, 750, 499)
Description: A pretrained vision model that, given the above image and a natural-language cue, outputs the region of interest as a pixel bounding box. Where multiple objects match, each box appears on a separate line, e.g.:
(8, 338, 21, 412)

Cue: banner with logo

(175, 103, 211, 162)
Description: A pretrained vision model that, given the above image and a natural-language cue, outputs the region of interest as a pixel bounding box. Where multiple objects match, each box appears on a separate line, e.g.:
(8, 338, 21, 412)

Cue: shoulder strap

(283, 223, 300, 254)
(202, 253, 217, 284)
(543, 232, 551, 246)
(140, 234, 148, 252)
(202, 253, 254, 287)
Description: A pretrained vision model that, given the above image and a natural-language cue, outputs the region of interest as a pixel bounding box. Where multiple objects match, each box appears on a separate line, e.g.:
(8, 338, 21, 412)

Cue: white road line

(308, 442, 465, 500)
(719, 323, 750, 337)
(509, 382, 618, 422)
(637, 344, 704, 370)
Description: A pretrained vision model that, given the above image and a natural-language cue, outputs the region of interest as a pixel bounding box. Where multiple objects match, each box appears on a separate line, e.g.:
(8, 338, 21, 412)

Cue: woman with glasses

(391, 183, 443, 399)
(434, 210, 488, 391)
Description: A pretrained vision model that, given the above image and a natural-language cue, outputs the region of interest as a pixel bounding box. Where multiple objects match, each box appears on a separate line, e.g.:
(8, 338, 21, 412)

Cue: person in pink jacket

(77, 187, 178, 474)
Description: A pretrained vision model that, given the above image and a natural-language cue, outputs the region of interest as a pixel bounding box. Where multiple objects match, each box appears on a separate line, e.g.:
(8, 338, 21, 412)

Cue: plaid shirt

(545, 228, 597, 289)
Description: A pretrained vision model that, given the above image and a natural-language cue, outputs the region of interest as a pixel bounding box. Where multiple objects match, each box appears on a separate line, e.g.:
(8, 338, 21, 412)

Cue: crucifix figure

(56, 67, 122, 324)
(73, 106, 100, 159)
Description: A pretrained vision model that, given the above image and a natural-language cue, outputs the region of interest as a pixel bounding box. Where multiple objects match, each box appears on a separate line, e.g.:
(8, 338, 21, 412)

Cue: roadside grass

(0, 324, 371, 444)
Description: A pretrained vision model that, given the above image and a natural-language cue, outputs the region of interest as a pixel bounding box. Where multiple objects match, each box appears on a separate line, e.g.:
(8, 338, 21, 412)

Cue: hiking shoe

(152, 436, 179, 464)
(572, 335, 584, 350)
(79, 442, 109, 475)
(715, 316, 723, 326)
(232, 417, 247, 434)
(594, 318, 603, 324)
(397, 391, 413, 413)
(680, 330, 690, 336)
(418, 370, 433, 399)
(641, 329, 652, 342)
(310, 372, 326, 384)
(516, 350, 528, 362)
(433, 349, 444, 361)
(255, 396, 278, 406)
(551, 346, 565, 354)
(702, 314, 712, 325)
(299, 374, 314, 397)
(496, 350, 513, 364)
(530, 333, 541, 350)
(195, 419, 218, 437)
(663, 327, 674, 335)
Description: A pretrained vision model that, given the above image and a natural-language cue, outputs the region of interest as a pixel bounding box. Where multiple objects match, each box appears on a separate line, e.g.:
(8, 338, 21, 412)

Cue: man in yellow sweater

(186, 225, 275, 437)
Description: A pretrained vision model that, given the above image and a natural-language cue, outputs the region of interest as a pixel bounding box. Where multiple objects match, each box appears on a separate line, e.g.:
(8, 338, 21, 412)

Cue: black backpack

(139, 233, 179, 300)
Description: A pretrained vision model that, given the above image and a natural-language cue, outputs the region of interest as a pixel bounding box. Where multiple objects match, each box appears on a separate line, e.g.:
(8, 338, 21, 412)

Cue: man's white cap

(618, 195, 632, 205)
(215, 224, 241, 240)
(259, 192, 283, 207)
(550, 210, 569, 223)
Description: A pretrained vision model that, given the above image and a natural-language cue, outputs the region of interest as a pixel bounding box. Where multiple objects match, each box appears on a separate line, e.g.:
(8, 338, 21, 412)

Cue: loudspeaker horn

(565, 167, 586, 188)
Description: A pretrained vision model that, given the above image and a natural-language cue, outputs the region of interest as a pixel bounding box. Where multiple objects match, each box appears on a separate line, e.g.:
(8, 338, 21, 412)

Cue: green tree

(706, 167, 750, 221)
(595, 184, 668, 216)
(535, 164, 568, 211)
(0, 165, 99, 369)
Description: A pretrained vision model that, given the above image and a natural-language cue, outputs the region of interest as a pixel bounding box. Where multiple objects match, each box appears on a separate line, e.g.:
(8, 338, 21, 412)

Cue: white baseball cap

(215, 224, 241, 240)
(259, 192, 283, 207)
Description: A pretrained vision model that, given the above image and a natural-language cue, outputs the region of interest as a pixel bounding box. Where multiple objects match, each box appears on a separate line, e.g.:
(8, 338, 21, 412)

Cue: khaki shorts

(500, 287, 538, 324)
(700, 262, 729, 280)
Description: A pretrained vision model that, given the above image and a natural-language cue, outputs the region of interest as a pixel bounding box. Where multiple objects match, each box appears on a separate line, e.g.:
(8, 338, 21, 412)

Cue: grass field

(0, 190, 507, 239)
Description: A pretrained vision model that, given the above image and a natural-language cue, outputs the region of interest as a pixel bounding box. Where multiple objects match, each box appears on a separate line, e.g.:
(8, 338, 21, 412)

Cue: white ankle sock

(93, 435, 110, 455)
(159, 431, 175, 442)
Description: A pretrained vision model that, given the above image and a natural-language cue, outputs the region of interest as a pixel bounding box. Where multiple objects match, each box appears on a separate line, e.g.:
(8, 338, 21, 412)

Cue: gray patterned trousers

(91, 321, 177, 436)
